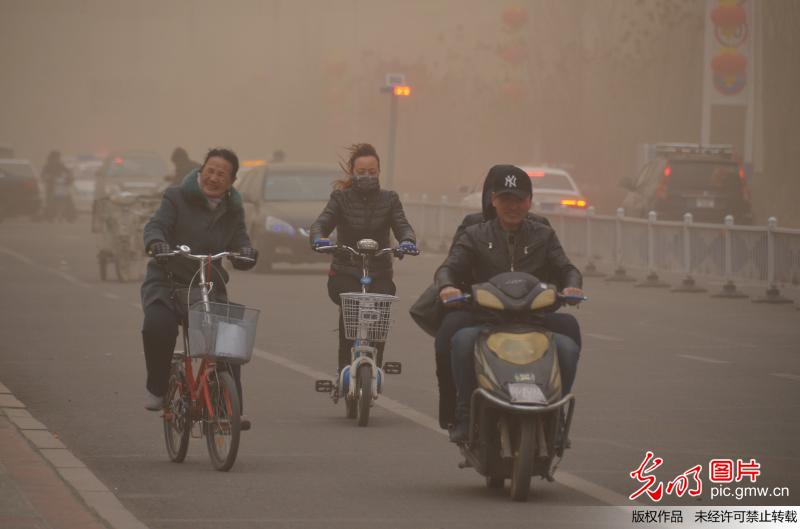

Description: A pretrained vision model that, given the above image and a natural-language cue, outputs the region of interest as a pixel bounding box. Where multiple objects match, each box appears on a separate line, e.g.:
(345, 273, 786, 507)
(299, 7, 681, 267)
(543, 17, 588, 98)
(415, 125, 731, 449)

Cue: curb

(0, 380, 149, 529)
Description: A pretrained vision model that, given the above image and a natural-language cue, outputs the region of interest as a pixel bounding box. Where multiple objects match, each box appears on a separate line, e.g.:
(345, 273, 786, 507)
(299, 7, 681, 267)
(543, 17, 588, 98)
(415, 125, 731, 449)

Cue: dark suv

(621, 144, 753, 224)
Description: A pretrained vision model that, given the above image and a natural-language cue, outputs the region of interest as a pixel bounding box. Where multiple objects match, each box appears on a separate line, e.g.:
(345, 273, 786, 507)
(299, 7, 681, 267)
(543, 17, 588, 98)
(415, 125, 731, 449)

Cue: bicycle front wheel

(205, 370, 241, 471)
(163, 361, 190, 463)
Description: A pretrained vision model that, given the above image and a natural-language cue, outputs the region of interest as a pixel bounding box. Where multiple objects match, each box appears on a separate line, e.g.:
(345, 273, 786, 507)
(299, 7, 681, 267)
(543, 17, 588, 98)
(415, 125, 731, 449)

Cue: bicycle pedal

(383, 361, 402, 375)
(315, 379, 334, 393)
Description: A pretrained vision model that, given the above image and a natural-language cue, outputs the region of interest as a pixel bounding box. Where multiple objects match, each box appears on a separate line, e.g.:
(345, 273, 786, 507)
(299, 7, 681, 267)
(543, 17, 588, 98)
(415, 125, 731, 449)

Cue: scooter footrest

(383, 361, 402, 375)
(315, 379, 334, 392)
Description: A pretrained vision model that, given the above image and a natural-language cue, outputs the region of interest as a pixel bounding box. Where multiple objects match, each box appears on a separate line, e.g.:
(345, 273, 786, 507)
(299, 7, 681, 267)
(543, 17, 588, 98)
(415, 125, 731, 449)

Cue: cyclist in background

(167, 147, 201, 186)
(309, 143, 417, 372)
(141, 148, 258, 428)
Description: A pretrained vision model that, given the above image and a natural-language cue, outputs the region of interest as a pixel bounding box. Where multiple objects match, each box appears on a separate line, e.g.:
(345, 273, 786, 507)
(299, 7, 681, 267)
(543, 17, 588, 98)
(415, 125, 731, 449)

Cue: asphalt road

(1, 217, 798, 528)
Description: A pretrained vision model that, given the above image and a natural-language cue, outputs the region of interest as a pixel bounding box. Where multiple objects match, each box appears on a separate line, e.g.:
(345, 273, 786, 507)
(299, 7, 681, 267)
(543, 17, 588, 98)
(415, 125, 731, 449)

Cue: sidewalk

(0, 381, 147, 529)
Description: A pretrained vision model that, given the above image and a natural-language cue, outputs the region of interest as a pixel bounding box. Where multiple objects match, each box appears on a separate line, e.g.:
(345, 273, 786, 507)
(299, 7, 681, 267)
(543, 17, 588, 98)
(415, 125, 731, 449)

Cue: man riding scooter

(434, 164, 584, 443)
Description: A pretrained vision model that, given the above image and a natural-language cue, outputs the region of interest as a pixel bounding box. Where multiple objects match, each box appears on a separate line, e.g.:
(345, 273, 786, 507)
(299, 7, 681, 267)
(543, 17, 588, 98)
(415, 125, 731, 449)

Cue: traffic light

(393, 85, 411, 97)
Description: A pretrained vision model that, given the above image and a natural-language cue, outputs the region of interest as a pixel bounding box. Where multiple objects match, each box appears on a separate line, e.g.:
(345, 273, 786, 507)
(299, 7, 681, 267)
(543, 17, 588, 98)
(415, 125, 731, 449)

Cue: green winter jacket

(140, 169, 251, 309)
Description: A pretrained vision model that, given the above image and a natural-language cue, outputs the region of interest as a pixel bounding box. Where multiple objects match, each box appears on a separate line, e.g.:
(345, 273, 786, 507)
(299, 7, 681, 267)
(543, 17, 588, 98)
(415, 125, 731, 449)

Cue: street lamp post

(380, 75, 411, 191)
(386, 90, 398, 191)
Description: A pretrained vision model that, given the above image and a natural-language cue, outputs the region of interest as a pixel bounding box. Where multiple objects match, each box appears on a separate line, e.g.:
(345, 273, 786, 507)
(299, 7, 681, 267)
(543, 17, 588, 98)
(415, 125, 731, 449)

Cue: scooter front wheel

(510, 418, 535, 501)
(356, 363, 371, 427)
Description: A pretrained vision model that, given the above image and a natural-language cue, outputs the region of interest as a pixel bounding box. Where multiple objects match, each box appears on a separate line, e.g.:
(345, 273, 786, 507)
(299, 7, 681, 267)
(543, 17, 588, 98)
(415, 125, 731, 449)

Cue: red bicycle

(159, 245, 259, 471)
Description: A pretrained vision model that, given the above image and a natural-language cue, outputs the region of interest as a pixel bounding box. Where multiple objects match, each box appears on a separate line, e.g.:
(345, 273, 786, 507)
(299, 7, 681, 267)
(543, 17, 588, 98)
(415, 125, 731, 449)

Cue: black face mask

(352, 175, 380, 193)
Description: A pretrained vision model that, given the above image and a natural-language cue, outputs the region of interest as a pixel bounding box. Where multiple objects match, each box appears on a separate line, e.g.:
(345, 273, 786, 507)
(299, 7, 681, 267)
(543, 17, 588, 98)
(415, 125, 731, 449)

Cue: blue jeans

(450, 325, 580, 414)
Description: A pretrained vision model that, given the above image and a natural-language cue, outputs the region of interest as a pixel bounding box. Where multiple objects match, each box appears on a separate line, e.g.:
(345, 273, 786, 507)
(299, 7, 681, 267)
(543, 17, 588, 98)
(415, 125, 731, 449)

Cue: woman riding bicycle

(309, 143, 417, 372)
(140, 148, 258, 425)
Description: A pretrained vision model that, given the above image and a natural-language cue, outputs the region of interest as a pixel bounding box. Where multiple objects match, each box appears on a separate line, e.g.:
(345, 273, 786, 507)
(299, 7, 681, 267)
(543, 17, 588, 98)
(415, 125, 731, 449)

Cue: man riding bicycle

(141, 148, 258, 428)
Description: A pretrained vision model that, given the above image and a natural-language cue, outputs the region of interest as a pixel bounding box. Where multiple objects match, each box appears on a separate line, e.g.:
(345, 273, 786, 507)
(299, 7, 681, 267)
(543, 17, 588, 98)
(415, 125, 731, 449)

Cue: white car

(70, 159, 103, 213)
(462, 166, 588, 213)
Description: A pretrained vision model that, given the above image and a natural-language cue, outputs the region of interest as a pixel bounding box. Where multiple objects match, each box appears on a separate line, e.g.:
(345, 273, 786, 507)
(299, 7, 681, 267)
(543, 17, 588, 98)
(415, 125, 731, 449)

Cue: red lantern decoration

(710, 5, 746, 28)
(501, 80, 525, 101)
(711, 51, 746, 76)
(502, 6, 529, 30)
(498, 43, 527, 66)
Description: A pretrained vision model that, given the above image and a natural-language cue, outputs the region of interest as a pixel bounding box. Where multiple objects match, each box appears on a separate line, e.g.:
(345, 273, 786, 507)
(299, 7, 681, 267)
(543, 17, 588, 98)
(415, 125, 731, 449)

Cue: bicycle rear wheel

(205, 370, 241, 471)
(163, 361, 190, 463)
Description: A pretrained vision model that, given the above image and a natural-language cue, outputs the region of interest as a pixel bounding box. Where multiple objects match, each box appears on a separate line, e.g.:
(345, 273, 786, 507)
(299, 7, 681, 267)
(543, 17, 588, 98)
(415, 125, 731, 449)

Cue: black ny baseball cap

(487, 164, 532, 199)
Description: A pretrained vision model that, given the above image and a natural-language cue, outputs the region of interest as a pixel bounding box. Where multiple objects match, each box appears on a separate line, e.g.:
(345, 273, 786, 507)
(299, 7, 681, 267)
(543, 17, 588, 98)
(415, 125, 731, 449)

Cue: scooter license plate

(508, 383, 546, 404)
(696, 197, 715, 208)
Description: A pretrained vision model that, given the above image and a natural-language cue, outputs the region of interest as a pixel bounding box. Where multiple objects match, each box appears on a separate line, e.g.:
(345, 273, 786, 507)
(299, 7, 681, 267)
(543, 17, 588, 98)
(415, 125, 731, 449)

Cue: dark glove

(148, 241, 172, 264)
(232, 247, 258, 271)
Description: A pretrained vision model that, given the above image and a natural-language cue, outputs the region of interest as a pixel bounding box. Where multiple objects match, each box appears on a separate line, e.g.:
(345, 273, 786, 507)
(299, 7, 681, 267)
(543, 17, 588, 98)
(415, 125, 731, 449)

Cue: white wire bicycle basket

(187, 302, 260, 365)
(339, 292, 398, 342)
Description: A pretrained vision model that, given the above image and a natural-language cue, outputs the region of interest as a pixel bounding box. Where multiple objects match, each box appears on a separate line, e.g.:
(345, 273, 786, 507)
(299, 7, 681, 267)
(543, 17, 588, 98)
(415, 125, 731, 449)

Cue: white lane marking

(104, 292, 120, 300)
(0, 245, 34, 265)
(584, 332, 624, 342)
(770, 373, 800, 382)
(252, 348, 632, 506)
(677, 354, 730, 365)
(0, 245, 92, 289)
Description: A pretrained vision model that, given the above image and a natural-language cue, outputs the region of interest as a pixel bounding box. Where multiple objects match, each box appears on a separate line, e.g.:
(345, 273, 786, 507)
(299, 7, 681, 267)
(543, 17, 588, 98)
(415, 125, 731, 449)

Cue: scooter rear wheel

(356, 364, 371, 427)
(510, 419, 535, 501)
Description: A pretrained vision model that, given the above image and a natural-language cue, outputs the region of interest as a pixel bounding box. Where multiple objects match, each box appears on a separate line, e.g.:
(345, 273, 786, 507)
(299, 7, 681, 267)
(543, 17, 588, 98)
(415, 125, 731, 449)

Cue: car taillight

(739, 167, 751, 202)
(656, 165, 671, 199)
(560, 199, 587, 208)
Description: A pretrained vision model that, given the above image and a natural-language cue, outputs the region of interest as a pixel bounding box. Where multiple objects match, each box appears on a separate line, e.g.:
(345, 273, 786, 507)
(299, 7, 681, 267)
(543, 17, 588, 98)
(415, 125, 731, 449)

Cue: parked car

(620, 143, 752, 224)
(462, 166, 588, 213)
(0, 159, 41, 221)
(235, 162, 340, 272)
(94, 151, 169, 199)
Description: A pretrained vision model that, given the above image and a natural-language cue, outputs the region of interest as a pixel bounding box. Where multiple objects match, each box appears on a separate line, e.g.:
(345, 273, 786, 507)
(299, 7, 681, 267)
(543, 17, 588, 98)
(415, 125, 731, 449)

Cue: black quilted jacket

(309, 187, 416, 278)
(435, 217, 582, 292)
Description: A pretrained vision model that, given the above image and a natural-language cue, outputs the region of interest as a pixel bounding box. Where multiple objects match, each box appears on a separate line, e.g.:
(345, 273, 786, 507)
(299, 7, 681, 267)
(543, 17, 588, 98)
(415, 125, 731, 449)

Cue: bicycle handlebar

(313, 244, 420, 258)
(154, 244, 255, 263)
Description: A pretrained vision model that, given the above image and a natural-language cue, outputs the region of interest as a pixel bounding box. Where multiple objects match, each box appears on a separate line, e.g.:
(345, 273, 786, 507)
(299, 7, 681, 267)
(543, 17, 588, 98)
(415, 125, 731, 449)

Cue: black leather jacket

(310, 187, 416, 278)
(435, 217, 582, 292)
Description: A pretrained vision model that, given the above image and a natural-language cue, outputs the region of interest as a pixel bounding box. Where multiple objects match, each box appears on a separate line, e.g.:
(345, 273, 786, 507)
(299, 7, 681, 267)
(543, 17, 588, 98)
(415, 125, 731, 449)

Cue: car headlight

(265, 216, 296, 236)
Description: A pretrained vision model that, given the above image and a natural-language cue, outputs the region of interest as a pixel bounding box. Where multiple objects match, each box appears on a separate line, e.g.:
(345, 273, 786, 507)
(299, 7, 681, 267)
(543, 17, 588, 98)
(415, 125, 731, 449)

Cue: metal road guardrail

(402, 194, 800, 306)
